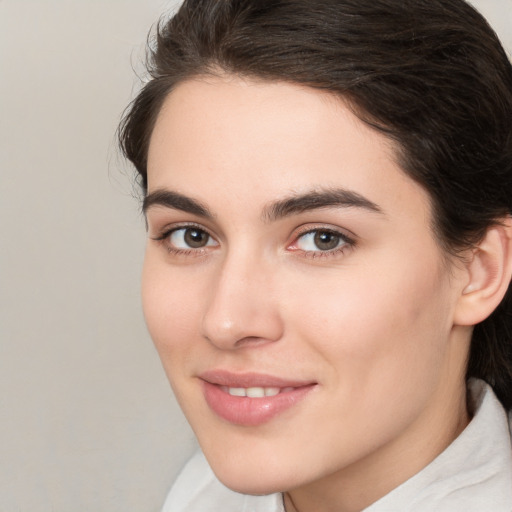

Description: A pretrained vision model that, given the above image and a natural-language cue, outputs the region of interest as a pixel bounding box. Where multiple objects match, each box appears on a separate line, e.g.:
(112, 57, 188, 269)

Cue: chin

(217, 473, 285, 496)
(206, 453, 293, 496)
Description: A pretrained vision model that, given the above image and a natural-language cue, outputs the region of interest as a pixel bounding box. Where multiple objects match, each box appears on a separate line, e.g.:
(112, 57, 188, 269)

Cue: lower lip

(202, 381, 315, 427)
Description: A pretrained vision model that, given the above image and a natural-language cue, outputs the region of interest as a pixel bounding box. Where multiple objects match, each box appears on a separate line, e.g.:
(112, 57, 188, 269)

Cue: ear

(454, 217, 512, 326)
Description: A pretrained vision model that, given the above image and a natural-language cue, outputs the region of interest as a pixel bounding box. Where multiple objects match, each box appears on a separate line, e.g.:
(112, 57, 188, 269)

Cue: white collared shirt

(162, 380, 512, 512)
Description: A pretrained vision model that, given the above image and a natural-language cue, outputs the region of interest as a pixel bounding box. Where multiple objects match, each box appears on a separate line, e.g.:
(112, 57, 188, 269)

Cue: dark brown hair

(119, 0, 512, 408)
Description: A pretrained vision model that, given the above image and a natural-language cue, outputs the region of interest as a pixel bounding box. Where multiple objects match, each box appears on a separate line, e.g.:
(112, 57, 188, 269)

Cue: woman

(119, 0, 512, 510)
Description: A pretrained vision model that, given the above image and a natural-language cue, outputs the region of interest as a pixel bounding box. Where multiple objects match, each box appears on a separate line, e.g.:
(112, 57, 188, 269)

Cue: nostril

(233, 336, 272, 348)
(201, 304, 284, 350)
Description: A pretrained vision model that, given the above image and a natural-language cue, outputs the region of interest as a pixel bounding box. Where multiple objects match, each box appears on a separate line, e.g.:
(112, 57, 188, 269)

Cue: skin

(143, 75, 472, 512)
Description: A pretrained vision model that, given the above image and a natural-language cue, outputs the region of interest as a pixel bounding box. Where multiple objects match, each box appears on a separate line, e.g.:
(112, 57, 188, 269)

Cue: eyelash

(152, 223, 218, 257)
(151, 224, 356, 259)
(289, 226, 355, 259)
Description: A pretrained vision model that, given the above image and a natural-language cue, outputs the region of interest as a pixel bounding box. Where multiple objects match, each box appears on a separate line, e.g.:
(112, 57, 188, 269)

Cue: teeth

(229, 387, 246, 397)
(247, 387, 265, 398)
(264, 387, 281, 397)
(227, 386, 282, 397)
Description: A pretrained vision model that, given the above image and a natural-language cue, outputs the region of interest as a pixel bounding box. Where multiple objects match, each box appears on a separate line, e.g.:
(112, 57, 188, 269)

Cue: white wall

(0, 2, 195, 511)
(0, 1, 510, 511)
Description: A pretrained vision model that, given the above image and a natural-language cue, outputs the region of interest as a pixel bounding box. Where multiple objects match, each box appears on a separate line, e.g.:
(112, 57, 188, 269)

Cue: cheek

(141, 254, 204, 363)
(275, 256, 455, 464)
(287, 252, 453, 387)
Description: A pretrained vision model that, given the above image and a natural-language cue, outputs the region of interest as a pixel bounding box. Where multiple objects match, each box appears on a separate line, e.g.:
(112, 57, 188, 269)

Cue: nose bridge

(201, 245, 283, 349)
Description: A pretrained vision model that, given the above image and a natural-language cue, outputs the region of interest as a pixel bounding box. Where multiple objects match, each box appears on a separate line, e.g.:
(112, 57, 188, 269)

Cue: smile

(222, 386, 295, 397)
(200, 370, 316, 426)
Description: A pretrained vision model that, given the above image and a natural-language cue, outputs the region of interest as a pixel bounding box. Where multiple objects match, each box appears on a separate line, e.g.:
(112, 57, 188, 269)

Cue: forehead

(147, 74, 431, 225)
(148, 75, 394, 165)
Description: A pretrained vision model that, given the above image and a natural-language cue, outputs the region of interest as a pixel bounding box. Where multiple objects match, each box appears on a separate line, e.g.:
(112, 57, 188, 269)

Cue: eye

(167, 227, 218, 250)
(292, 229, 352, 253)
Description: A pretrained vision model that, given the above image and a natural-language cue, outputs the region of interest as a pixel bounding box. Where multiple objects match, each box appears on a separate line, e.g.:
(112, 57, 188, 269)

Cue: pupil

(314, 231, 339, 250)
(184, 228, 208, 248)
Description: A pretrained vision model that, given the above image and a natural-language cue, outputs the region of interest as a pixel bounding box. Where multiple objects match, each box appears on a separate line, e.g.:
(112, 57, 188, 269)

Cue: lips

(200, 370, 316, 426)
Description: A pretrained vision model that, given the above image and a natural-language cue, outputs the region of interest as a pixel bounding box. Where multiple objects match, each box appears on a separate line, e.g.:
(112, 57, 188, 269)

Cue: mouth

(199, 370, 317, 427)
(220, 385, 296, 397)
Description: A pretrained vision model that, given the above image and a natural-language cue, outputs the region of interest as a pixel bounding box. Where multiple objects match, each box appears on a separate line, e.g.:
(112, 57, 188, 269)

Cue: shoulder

(161, 450, 284, 512)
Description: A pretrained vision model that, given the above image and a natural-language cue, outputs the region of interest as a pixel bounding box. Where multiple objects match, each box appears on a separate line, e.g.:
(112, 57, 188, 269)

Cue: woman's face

(143, 76, 470, 499)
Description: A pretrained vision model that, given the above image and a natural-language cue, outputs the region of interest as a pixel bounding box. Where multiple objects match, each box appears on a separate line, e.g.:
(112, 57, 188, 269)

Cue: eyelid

(149, 220, 356, 258)
(151, 221, 215, 241)
(287, 224, 357, 256)
(150, 222, 220, 256)
(292, 223, 356, 242)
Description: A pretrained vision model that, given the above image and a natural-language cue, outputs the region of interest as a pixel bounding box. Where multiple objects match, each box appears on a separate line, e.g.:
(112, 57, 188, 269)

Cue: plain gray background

(1, 1, 511, 510)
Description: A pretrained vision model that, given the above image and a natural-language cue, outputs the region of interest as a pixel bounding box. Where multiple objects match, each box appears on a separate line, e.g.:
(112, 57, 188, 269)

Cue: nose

(201, 251, 284, 350)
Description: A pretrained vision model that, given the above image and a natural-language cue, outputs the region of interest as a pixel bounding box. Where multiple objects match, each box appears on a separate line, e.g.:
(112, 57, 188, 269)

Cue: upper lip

(199, 369, 316, 388)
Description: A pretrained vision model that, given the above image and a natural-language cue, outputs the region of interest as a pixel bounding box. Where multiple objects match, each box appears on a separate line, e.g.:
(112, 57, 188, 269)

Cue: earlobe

(454, 218, 512, 326)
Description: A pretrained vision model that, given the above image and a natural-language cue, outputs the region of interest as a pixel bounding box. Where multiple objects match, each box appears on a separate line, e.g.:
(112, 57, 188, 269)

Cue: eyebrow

(143, 189, 213, 218)
(142, 187, 383, 221)
(263, 188, 383, 221)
